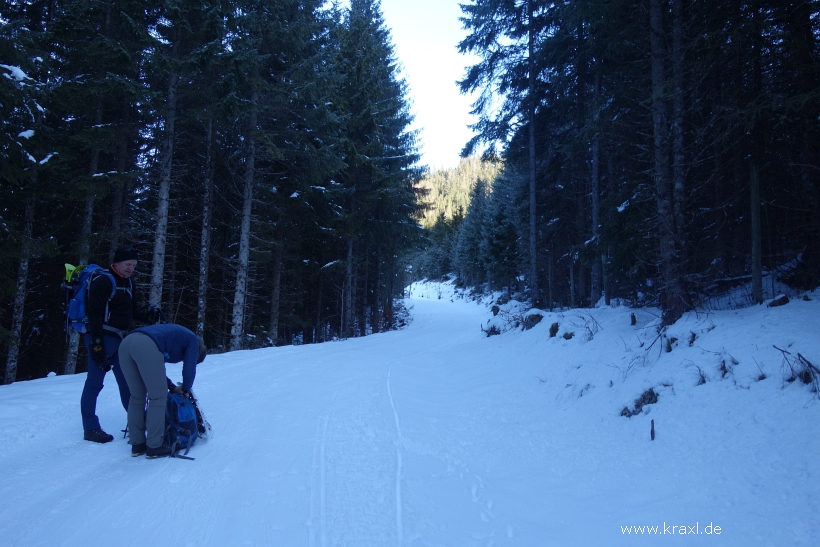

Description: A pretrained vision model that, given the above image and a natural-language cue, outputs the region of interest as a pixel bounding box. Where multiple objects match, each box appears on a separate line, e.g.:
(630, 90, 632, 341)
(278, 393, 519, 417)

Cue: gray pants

(118, 333, 167, 448)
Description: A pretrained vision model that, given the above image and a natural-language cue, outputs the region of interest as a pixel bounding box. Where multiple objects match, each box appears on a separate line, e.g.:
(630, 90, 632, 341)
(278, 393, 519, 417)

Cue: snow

(17, 130, 34, 139)
(0, 64, 32, 82)
(1, 280, 818, 546)
(39, 152, 57, 164)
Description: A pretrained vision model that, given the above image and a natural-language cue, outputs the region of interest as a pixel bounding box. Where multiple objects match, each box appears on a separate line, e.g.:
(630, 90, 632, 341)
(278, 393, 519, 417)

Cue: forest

(3, 0, 820, 384)
(414, 0, 820, 324)
(1, 0, 422, 383)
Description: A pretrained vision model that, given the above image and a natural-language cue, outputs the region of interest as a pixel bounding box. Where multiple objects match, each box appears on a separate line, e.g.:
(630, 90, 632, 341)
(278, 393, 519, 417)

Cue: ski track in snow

(1, 281, 819, 546)
(387, 364, 403, 547)
(319, 414, 329, 547)
(308, 414, 329, 547)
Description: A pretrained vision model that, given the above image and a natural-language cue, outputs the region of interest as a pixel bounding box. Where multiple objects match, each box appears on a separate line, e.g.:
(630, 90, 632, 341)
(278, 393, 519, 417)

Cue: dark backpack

(165, 391, 210, 459)
(121, 390, 210, 458)
(63, 264, 115, 334)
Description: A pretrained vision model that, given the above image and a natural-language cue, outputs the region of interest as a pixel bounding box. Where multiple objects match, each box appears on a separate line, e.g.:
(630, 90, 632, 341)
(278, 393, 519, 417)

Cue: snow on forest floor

(1, 280, 818, 546)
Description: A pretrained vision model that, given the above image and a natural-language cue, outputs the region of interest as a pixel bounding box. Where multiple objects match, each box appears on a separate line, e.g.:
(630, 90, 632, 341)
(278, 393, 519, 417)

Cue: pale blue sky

(379, 0, 478, 170)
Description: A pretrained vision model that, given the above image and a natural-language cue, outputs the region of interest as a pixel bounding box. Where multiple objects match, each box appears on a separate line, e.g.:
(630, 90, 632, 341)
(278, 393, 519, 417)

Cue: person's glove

(171, 383, 191, 398)
(91, 339, 106, 364)
(91, 341, 111, 372)
(148, 304, 167, 324)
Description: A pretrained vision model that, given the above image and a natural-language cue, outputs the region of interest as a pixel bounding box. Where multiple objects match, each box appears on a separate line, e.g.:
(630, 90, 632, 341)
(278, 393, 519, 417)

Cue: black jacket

(87, 268, 147, 340)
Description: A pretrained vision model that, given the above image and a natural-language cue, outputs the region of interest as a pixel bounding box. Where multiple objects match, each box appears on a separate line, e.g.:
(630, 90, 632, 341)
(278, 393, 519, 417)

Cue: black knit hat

(112, 244, 139, 263)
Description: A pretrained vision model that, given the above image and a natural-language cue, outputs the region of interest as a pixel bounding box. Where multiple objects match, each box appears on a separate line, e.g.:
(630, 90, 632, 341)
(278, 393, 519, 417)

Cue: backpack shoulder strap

(88, 268, 121, 331)
(120, 276, 133, 298)
(89, 269, 117, 300)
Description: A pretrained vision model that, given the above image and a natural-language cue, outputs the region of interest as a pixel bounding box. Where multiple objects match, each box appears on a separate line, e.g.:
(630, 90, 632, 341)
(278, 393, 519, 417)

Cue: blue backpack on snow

(165, 390, 211, 460)
(166, 392, 199, 458)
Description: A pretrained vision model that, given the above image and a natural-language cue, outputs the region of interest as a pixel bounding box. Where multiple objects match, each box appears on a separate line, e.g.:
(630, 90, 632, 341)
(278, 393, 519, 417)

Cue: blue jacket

(131, 324, 201, 392)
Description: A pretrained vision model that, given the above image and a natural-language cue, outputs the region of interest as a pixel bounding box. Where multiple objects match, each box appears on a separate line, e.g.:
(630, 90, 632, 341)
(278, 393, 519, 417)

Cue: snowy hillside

(1, 280, 818, 546)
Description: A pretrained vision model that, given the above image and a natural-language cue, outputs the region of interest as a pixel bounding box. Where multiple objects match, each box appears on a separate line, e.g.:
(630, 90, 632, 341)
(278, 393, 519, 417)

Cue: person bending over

(118, 324, 206, 458)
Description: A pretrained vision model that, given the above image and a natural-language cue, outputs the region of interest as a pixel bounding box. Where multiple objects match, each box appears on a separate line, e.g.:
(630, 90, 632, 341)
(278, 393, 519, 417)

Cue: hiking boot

(84, 428, 114, 443)
(131, 442, 147, 457)
(146, 444, 172, 459)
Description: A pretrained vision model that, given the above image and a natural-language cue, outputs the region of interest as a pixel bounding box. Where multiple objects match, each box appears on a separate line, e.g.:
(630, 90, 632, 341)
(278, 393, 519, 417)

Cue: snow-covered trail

(0, 294, 523, 547)
(1, 285, 818, 546)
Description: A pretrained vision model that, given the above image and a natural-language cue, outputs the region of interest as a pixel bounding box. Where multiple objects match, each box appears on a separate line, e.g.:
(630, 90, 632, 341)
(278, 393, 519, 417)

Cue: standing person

(80, 244, 160, 443)
(118, 324, 206, 458)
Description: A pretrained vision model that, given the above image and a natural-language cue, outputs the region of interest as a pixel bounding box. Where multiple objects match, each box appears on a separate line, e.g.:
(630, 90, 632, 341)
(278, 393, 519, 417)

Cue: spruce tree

(0, 0, 60, 383)
(335, 0, 421, 336)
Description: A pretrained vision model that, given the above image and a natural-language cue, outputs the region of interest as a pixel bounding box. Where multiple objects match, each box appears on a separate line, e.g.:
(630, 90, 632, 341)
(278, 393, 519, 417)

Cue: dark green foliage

(409, 211, 463, 282)
(0, 1, 63, 376)
(1, 0, 421, 381)
(408, 157, 502, 283)
(445, 0, 820, 317)
(455, 178, 491, 287)
(480, 195, 519, 291)
(318, 0, 424, 337)
(417, 156, 502, 230)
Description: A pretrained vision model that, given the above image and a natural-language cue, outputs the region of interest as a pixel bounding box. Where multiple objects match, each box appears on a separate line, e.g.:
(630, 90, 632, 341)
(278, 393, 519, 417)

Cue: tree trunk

(575, 18, 588, 307)
(109, 98, 131, 261)
(109, 178, 125, 262)
(548, 249, 553, 311)
(344, 237, 354, 338)
(269, 244, 282, 345)
(230, 91, 258, 351)
(64, 192, 96, 376)
(671, 0, 685, 237)
(650, 0, 684, 324)
(384, 254, 394, 328)
(527, 0, 539, 307)
(590, 68, 602, 304)
(605, 155, 614, 307)
(749, 5, 764, 304)
(750, 162, 763, 303)
(372, 246, 381, 333)
(149, 70, 179, 307)
(603, 246, 611, 306)
(167, 235, 178, 321)
(197, 119, 215, 339)
(353, 260, 360, 336)
(65, 104, 103, 375)
(4, 196, 34, 384)
(358, 243, 368, 336)
(575, 185, 587, 305)
(315, 278, 324, 342)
